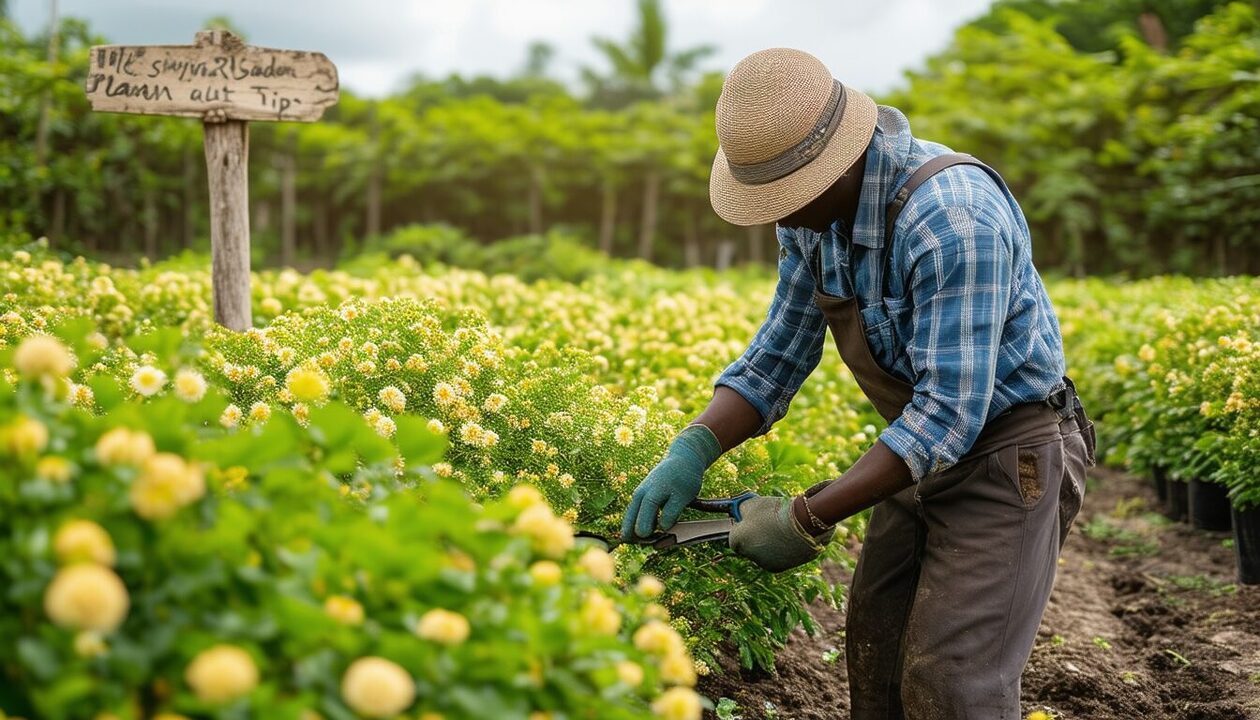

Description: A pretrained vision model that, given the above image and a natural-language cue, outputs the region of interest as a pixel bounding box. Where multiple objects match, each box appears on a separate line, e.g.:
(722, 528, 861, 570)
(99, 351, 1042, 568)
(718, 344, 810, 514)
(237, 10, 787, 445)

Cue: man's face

(775, 155, 866, 234)
(777, 187, 842, 234)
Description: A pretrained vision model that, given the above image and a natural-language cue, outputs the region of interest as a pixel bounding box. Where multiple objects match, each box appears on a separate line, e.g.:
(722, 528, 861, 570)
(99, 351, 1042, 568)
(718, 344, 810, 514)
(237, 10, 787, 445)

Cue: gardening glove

(728, 487, 835, 573)
(621, 423, 723, 540)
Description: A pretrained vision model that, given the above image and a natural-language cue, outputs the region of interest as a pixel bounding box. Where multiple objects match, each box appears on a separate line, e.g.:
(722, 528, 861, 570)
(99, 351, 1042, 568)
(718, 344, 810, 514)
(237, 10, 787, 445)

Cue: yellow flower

(459, 421, 484, 446)
(512, 504, 574, 558)
(507, 484, 545, 509)
(615, 660, 644, 687)
(324, 595, 365, 626)
(249, 402, 272, 423)
(579, 590, 622, 636)
(43, 564, 129, 632)
(292, 403, 310, 425)
(341, 657, 415, 718)
(130, 453, 206, 520)
(356, 360, 376, 375)
(69, 382, 95, 408)
(74, 630, 107, 658)
(651, 687, 702, 720)
(483, 393, 508, 413)
(644, 603, 671, 621)
(5, 415, 49, 457)
(378, 385, 406, 413)
(220, 404, 242, 428)
(433, 382, 457, 406)
(53, 519, 116, 566)
(36, 456, 73, 483)
(427, 418, 446, 434)
(185, 644, 259, 703)
(260, 297, 282, 315)
(1138, 344, 1156, 363)
(14, 334, 75, 379)
(286, 366, 331, 404)
(86, 332, 109, 350)
(636, 575, 665, 598)
(634, 620, 686, 656)
(173, 369, 207, 402)
(614, 426, 634, 447)
(659, 649, 697, 687)
(529, 560, 562, 586)
(577, 547, 616, 583)
(129, 365, 167, 396)
(373, 415, 397, 438)
(95, 427, 155, 466)
(415, 608, 471, 646)
(1025, 713, 1052, 720)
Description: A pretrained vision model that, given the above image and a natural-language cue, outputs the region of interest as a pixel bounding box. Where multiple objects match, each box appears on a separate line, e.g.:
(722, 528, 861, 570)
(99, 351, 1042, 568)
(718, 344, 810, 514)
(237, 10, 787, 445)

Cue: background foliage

(1, 1, 1257, 275)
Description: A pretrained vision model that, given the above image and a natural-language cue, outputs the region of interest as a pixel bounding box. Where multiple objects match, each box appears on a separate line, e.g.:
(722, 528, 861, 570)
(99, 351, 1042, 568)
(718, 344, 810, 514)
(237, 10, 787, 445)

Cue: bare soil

(699, 469, 1260, 719)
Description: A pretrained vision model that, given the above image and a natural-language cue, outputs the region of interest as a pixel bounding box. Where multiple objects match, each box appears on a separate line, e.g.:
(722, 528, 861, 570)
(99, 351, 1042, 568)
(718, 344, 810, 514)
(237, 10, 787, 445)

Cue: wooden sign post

(84, 30, 339, 331)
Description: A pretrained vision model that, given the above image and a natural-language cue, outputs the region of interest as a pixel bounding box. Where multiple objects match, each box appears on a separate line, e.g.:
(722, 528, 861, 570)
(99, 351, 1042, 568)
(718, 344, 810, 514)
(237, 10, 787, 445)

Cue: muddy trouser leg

(897, 418, 1089, 720)
(845, 484, 926, 720)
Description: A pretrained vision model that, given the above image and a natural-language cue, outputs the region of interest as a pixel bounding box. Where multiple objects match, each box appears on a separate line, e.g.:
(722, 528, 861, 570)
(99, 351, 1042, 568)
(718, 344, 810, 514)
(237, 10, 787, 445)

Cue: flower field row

(0, 245, 877, 716)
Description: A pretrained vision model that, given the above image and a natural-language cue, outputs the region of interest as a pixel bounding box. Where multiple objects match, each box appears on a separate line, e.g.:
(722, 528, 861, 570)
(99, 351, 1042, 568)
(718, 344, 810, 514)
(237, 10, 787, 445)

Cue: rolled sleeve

(879, 206, 1012, 481)
(716, 227, 826, 436)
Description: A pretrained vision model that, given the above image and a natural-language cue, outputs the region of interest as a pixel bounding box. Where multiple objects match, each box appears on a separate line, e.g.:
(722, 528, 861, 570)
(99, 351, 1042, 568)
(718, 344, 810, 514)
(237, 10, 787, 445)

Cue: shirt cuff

(878, 422, 933, 483)
(713, 369, 775, 436)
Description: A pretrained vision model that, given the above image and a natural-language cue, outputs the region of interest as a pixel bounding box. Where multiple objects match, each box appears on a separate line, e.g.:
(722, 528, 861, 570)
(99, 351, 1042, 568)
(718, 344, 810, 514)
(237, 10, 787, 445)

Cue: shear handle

(686, 491, 758, 521)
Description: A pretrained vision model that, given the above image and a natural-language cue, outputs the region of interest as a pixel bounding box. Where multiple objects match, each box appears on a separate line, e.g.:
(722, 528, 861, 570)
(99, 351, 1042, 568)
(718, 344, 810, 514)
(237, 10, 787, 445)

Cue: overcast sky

(13, 0, 995, 98)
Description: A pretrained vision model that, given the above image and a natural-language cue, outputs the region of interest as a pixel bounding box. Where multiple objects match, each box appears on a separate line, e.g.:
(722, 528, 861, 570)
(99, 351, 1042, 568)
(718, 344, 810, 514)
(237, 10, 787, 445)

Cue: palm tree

(583, 0, 715, 108)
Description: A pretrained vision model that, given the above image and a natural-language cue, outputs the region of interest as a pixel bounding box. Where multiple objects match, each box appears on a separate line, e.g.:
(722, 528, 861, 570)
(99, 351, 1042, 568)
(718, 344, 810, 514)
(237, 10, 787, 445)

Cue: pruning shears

(576, 491, 758, 551)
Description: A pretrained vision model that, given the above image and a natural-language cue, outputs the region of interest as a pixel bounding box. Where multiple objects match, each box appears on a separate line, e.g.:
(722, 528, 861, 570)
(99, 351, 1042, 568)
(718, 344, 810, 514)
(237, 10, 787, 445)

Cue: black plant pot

(1152, 465, 1168, 505)
(1232, 504, 1260, 586)
(1165, 479, 1189, 523)
(1189, 478, 1232, 532)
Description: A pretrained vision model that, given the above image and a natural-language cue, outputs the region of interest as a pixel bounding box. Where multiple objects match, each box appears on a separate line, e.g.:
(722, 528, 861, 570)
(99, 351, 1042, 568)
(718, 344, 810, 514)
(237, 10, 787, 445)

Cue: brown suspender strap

(881, 153, 1005, 295)
(884, 152, 999, 246)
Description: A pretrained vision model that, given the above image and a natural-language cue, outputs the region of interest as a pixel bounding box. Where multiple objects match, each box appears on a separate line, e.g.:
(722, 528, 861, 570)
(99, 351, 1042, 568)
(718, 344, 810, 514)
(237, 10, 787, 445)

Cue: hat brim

(709, 89, 878, 227)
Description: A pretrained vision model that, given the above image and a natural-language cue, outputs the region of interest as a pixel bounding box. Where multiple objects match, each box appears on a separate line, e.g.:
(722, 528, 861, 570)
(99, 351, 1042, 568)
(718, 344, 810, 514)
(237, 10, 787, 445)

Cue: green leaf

(395, 416, 449, 466)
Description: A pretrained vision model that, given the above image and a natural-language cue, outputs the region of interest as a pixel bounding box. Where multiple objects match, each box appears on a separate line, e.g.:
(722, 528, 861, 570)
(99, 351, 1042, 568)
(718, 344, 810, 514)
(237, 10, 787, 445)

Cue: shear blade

(654, 518, 734, 549)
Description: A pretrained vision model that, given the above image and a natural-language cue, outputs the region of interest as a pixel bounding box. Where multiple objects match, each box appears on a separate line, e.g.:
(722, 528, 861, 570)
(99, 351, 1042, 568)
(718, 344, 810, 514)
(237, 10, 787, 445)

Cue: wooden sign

(83, 30, 340, 331)
(86, 31, 338, 122)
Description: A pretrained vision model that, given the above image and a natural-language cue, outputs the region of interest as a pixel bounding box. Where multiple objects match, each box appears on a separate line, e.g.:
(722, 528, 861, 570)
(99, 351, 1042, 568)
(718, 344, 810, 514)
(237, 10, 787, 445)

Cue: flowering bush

(3, 249, 873, 672)
(0, 332, 703, 719)
(1051, 277, 1260, 509)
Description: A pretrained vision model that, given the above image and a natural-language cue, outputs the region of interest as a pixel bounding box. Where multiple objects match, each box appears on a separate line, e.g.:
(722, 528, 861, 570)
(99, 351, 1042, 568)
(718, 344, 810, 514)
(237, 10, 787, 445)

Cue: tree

(582, 0, 715, 108)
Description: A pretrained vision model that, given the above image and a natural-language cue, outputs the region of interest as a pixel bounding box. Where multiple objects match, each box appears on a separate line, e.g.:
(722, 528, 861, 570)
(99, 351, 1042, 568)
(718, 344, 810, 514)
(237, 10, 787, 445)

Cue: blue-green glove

(621, 424, 723, 540)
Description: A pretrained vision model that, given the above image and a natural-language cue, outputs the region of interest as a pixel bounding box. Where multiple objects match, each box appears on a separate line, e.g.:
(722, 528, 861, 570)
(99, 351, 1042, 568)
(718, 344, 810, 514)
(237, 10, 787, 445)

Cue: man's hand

(621, 424, 723, 540)
(728, 491, 835, 573)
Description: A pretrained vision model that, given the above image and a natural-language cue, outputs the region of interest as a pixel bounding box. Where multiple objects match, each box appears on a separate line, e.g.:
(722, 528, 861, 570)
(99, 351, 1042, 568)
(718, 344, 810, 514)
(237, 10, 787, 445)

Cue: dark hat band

(726, 80, 847, 186)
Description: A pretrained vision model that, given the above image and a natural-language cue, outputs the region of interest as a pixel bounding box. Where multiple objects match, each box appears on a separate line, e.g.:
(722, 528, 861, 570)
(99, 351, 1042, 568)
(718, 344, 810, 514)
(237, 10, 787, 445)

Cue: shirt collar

(849, 105, 915, 249)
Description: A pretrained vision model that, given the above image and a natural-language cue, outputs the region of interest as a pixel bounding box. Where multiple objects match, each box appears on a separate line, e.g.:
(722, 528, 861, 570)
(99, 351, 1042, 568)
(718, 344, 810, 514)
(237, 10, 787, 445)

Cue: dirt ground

(699, 469, 1260, 719)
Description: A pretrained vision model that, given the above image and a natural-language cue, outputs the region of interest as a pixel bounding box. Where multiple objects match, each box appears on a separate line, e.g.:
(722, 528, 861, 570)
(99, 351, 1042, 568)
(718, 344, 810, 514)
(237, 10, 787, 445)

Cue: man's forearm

(692, 386, 764, 452)
(792, 440, 913, 533)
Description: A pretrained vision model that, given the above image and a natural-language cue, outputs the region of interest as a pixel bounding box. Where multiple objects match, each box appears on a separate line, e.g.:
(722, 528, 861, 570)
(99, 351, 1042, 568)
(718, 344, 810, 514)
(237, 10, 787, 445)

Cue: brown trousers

(846, 404, 1092, 720)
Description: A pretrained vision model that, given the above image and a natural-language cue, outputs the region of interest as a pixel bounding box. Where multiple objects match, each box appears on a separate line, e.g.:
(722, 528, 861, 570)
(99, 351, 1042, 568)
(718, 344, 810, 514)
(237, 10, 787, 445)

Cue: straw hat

(710, 48, 878, 227)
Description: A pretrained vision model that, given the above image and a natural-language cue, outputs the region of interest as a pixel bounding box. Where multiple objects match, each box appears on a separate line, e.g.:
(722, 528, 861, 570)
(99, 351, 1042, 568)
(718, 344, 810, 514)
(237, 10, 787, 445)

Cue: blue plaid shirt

(716, 106, 1066, 481)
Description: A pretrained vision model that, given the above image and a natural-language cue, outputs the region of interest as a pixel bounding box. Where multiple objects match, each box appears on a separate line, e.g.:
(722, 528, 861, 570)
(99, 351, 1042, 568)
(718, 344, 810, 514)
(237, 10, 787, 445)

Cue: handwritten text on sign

(85, 38, 338, 122)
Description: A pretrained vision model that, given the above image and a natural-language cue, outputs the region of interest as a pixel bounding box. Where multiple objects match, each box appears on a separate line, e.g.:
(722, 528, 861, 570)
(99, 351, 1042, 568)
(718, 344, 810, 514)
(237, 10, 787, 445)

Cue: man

(620, 48, 1095, 719)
